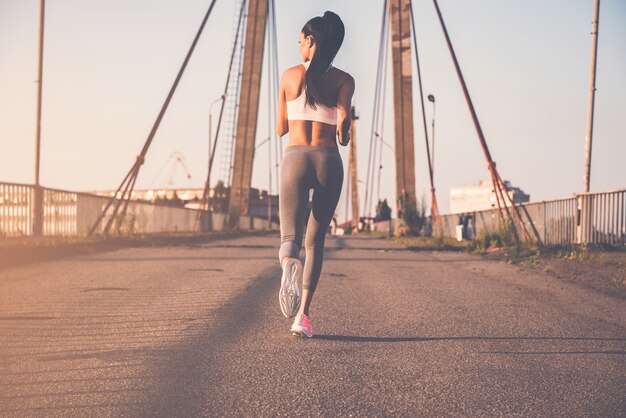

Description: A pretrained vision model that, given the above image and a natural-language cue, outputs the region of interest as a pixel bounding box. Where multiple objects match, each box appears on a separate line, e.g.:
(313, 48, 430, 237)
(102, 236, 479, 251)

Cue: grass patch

(363, 230, 393, 240)
(469, 222, 517, 253)
(378, 220, 624, 296)
(394, 235, 471, 252)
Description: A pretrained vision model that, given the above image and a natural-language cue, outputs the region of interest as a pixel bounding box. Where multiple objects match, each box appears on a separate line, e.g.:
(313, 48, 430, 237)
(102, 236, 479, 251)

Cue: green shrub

(471, 221, 516, 252)
(396, 193, 427, 237)
(376, 198, 392, 221)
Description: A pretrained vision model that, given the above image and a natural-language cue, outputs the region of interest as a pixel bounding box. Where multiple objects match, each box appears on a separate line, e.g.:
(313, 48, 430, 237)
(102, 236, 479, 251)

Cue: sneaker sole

(291, 328, 313, 338)
(279, 259, 302, 318)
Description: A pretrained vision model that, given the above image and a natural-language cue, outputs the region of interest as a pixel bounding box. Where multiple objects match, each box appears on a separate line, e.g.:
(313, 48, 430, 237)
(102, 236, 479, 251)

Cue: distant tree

(215, 180, 226, 197)
(212, 180, 229, 213)
(376, 198, 392, 221)
(397, 192, 427, 236)
(170, 191, 184, 207)
(154, 195, 169, 206)
(154, 191, 185, 208)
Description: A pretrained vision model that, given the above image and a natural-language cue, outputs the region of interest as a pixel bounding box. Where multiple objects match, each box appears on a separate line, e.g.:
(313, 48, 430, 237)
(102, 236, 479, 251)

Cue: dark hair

(301, 11, 345, 109)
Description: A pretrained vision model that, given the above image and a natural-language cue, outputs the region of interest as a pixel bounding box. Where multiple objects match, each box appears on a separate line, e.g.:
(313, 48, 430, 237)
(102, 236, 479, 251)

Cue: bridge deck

(0, 234, 623, 416)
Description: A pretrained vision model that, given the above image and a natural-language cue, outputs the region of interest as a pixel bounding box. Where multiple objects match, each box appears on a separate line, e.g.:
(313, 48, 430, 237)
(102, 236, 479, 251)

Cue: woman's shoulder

(280, 64, 307, 90)
(282, 63, 306, 78)
(330, 66, 355, 87)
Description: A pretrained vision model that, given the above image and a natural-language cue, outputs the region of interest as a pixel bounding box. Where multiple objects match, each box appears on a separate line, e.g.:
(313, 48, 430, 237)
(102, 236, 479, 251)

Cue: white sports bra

(286, 61, 338, 126)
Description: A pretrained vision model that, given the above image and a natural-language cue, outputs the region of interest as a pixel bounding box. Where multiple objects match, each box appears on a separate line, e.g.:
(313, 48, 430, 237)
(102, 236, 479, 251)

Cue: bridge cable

(368, 2, 391, 220)
(408, 2, 440, 226)
(226, 15, 246, 188)
(432, 0, 534, 243)
(365, 0, 388, 219)
(113, 0, 220, 235)
(368, 0, 390, 220)
(363, 0, 389, 222)
(375, 19, 390, 210)
(372, 6, 391, 219)
(195, 0, 248, 231)
(269, 0, 280, 197)
(270, 0, 282, 190)
(265, 0, 280, 222)
(266, 1, 273, 216)
(89, 0, 220, 236)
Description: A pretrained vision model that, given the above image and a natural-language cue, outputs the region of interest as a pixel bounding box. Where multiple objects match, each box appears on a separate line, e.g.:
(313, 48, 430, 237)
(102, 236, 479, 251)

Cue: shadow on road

(314, 334, 626, 343)
(481, 350, 625, 355)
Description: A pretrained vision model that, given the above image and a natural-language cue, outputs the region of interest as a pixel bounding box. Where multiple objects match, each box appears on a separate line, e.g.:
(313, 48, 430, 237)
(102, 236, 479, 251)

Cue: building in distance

(89, 183, 278, 222)
(449, 180, 530, 214)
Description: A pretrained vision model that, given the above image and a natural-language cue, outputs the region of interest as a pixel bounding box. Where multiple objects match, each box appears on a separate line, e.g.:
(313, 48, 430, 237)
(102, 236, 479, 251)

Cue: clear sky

(1, 0, 624, 220)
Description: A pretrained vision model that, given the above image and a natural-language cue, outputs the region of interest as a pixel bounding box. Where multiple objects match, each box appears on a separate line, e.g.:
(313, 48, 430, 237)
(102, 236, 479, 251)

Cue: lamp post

(374, 132, 392, 208)
(583, 0, 600, 193)
(207, 94, 226, 212)
(33, 0, 45, 236)
(254, 137, 272, 224)
(427, 94, 436, 179)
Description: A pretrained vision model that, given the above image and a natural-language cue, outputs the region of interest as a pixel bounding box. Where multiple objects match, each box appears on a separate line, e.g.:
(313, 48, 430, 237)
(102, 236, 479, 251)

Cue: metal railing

(0, 182, 278, 238)
(438, 189, 625, 246)
(541, 196, 578, 245)
(578, 189, 626, 245)
(0, 182, 34, 236)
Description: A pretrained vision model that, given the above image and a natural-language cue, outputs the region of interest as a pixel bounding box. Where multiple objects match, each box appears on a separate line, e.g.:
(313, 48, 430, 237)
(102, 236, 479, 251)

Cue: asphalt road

(0, 233, 624, 417)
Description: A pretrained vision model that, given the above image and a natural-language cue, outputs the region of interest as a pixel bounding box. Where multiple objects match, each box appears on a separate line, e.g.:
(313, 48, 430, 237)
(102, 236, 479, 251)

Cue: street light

(33, 0, 46, 236)
(254, 136, 273, 224)
(207, 94, 226, 212)
(373, 132, 388, 212)
(427, 94, 436, 180)
(375, 132, 394, 151)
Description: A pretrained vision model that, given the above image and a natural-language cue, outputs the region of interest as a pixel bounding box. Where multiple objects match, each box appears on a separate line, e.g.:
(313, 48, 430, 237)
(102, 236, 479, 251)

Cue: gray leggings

(278, 145, 344, 293)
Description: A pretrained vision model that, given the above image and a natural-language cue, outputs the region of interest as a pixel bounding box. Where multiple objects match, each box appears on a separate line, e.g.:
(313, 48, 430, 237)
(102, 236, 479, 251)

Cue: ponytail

(301, 11, 345, 108)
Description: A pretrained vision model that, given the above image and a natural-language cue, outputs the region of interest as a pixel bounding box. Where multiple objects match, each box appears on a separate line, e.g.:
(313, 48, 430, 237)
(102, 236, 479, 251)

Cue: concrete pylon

(227, 0, 269, 228)
(389, 0, 417, 217)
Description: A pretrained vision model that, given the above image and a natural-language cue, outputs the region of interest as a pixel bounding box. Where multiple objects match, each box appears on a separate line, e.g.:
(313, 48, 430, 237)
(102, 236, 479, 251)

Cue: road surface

(0, 233, 624, 416)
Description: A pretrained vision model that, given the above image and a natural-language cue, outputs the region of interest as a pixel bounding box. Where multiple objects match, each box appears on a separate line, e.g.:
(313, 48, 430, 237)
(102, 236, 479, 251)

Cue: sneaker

(291, 313, 313, 338)
(279, 258, 302, 318)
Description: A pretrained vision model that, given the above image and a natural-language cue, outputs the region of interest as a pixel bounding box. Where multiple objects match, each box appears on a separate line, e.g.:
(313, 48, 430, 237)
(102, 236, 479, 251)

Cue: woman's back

(286, 62, 338, 126)
(278, 62, 354, 148)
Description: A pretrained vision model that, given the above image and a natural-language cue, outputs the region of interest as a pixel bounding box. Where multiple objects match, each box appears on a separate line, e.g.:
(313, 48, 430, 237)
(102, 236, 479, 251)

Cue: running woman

(276, 11, 355, 338)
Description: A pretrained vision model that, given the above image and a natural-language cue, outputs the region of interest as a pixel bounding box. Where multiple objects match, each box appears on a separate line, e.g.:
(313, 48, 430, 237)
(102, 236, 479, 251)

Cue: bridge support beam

(389, 0, 417, 217)
(228, 0, 269, 228)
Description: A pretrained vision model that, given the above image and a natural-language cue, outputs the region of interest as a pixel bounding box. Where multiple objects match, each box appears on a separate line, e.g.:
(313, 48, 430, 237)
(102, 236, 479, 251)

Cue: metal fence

(578, 189, 626, 245)
(0, 182, 279, 238)
(0, 182, 33, 236)
(371, 189, 625, 246)
(438, 189, 625, 246)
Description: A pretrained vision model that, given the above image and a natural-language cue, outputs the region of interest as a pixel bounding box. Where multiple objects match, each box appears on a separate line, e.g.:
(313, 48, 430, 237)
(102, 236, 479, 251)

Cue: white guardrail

(0, 182, 278, 238)
(372, 189, 625, 246)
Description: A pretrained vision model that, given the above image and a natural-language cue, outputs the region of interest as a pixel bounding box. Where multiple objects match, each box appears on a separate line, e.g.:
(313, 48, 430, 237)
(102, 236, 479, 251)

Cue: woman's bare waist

(286, 121, 337, 147)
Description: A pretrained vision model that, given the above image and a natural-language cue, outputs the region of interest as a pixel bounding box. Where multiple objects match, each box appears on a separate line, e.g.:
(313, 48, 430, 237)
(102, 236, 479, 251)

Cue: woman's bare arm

(336, 74, 355, 146)
(276, 71, 289, 137)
